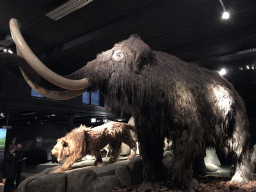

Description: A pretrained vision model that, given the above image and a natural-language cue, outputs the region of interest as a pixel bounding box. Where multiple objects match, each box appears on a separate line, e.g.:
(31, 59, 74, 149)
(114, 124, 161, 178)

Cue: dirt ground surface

(111, 176, 256, 192)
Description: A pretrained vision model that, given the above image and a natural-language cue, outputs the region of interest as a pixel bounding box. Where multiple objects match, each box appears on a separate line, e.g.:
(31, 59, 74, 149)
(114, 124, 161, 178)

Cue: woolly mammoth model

(51, 122, 136, 172)
(9, 18, 253, 191)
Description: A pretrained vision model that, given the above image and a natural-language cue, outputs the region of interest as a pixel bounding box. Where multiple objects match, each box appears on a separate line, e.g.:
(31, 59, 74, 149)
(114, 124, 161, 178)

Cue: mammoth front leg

(137, 119, 166, 190)
(169, 129, 202, 191)
(193, 143, 207, 178)
(229, 125, 254, 182)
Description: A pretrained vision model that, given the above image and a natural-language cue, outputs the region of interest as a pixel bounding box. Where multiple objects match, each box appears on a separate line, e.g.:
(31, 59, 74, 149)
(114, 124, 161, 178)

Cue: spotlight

(219, 0, 230, 20)
(91, 118, 96, 123)
(222, 11, 230, 20)
(218, 68, 227, 76)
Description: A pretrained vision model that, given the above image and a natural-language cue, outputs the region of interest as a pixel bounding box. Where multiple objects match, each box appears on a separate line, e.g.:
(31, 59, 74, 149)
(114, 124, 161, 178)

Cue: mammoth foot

(137, 179, 198, 192)
(231, 165, 254, 184)
(138, 181, 160, 191)
(188, 178, 199, 192)
(231, 173, 250, 184)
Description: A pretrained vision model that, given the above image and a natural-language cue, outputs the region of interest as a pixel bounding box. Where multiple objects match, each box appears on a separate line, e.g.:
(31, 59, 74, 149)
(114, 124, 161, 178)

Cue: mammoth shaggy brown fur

(14, 35, 253, 190)
(51, 121, 136, 172)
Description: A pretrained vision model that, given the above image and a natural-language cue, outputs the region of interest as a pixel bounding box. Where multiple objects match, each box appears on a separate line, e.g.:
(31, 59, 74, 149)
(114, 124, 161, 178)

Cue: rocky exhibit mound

(111, 176, 256, 192)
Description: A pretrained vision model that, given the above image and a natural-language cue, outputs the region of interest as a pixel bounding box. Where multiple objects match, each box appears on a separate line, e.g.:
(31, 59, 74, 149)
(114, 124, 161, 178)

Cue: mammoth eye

(112, 50, 124, 61)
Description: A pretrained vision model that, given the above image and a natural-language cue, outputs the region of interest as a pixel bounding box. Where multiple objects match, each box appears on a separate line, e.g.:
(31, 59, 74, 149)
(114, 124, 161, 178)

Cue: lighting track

(46, 0, 94, 21)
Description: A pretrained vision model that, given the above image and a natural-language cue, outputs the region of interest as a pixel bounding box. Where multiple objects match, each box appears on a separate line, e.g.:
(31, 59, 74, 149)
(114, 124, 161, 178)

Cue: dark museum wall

(0, 67, 103, 163)
(8, 122, 68, 160)
(1, 66, 31, 98)
(0, 67, 83, 104)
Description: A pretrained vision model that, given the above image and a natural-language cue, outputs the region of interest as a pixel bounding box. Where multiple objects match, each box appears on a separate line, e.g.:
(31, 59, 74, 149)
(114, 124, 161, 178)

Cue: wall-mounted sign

(2, 125, 12, 129)
(0, 129, 7, 160)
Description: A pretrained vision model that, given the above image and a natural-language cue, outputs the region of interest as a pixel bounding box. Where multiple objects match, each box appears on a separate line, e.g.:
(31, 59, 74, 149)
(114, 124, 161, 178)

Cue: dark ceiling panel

(1, 0, 256, 122)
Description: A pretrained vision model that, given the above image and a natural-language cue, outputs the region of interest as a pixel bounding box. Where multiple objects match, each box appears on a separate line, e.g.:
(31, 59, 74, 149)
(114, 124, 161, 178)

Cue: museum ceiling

(0, 0, 256, 125)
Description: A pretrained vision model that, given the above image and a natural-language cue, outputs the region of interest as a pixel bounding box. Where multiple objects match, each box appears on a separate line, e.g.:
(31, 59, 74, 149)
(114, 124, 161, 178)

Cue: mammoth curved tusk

(20, 69, 87, 100)
(10, 18, 90, 91)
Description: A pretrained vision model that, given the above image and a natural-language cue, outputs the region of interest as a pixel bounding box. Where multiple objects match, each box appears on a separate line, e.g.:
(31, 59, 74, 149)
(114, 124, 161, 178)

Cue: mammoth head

(9, 18, 155, 100)
(112, 34, 154, 73)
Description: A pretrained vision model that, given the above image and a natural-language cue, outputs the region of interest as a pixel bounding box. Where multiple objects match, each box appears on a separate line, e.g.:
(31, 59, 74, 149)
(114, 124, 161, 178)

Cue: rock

(18, 158, 142, 192)
(190, 178, 199, 191)
(120, 143, 131, 156)
(163, 152, 172, 170)
(128, 117, 138, 142)
(127, 157, 143, 185)
(128, 117, 135, 126)
(66, 169, 97, 192)
(251, 144, 256, 163)
(115, 164, 132, 187)
(92, 161, 120, 177)
(26, 172, 67, 192)
(164, 138, 172, 152)
(83, 154, 95, 160)
(163, 151, 173, 159)
(17, 167, 59, 192)
(128, 117, 140, 155)
(204, 148, 221, 166)
(87, 175, 120, 192)
(205, 163, 220, 172)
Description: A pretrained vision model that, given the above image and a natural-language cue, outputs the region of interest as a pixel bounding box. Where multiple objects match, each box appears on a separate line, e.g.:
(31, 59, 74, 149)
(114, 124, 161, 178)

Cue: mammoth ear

(129, 34, 154, 73)
(61, 140, 68, 147)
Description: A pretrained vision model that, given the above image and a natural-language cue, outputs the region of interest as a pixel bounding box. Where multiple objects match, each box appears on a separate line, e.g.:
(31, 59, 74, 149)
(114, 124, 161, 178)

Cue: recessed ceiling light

(218, 68, 227, 76)
(219, 0, 230, 20)
(222, 11, 230, 20)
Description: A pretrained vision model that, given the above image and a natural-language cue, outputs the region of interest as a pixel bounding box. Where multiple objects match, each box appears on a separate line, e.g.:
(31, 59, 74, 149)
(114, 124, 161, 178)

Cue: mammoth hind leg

(229, 126, 253, 182)
(219, 109, 254, 183)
